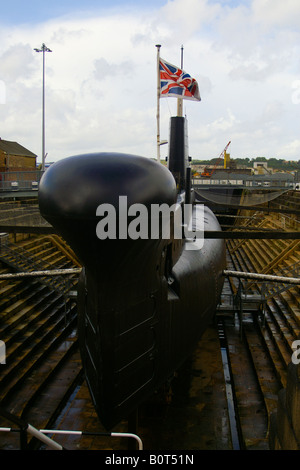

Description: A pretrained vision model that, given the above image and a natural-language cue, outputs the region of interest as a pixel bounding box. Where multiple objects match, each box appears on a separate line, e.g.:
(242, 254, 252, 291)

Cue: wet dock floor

(45, 326, 233, 451)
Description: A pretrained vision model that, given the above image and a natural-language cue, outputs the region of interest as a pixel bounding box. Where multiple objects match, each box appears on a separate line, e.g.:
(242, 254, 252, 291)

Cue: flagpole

(156, 44, 161, 162)
(177, 45, 184, 117)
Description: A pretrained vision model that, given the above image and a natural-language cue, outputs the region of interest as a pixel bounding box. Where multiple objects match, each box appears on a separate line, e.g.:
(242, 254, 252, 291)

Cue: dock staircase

(227, 260, 300, 337)
(218, 191, 300, 440)
(263, 260, 300, 300)
(0, 234, 83, 445)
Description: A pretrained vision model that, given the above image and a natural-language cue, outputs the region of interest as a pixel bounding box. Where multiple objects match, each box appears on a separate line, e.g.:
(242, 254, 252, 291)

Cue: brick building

(0, 138, 37, 172)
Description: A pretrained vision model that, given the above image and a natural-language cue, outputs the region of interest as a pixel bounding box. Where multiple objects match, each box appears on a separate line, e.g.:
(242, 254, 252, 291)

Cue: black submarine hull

(38, 119, 226, 429)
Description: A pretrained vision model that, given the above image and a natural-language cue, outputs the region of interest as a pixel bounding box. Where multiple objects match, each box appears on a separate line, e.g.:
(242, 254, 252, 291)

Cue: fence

(0, 170, 43, 192)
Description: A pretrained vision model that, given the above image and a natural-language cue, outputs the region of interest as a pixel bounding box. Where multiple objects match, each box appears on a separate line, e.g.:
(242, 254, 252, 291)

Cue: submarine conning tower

(168, 116, 192, 205)
(168, 116, 189, 192)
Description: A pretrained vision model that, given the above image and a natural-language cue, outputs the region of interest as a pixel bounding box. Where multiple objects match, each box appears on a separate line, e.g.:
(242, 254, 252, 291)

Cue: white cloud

(93, 58, 134, 81)
(161, 0, 221, 38)
(252, 0, 300, 29)
(0, 0, 299, 163)
(0, 43, 38, 82)
(280, 139, 300, 158)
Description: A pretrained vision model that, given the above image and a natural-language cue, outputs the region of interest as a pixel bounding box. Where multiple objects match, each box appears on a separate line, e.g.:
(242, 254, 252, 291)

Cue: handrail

(0, 239, 79, 295)
(0, 267, 82, 279)
(0, 407, 143, 450)
(0, 406, 63, 450)
(40, 430, 143, 450)
(223, 269, 300, 285)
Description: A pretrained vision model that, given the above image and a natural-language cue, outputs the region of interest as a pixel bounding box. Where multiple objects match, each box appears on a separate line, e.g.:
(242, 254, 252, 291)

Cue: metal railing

(0, 407, 143, 450)
(192, 176, 296, 189)
(0, 170, 43, 192)
(0, 170, 297, 194)
(223, 267, 300, 337)
(0, 235, 79, 296)
(224, 268, 300, 287)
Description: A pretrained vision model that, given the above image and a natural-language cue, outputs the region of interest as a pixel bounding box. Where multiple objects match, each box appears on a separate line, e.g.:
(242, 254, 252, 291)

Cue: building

(253, 161, 271, 175)
(0, 138, 37, 172)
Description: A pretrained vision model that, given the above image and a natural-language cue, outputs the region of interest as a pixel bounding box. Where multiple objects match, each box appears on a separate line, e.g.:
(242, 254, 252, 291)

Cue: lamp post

(34, 43, 52, 172)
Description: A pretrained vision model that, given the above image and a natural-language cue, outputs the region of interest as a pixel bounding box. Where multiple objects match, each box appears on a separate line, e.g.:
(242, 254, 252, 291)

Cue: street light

(34, 43, 52, 172)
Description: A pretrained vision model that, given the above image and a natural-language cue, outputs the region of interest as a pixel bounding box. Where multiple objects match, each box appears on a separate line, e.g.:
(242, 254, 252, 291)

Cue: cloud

(0, 0, 299, 163)
(229, 60, 281, 82)
(93, 58, 134, 81)
(280, 139, 300, 158)
(0, 43, 38, 82)
(252, 0, 300, 29)
(161, 0, 221, 38)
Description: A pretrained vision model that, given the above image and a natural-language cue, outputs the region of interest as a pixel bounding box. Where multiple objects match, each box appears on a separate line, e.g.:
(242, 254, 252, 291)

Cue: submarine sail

(38, 116, 226, 429)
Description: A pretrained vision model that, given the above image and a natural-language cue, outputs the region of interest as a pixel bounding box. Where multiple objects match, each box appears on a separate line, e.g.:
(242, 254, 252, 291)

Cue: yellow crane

(201, 141, 231, 177)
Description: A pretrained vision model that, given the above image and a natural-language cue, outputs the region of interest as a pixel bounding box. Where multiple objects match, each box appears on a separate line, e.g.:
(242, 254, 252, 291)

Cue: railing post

(0, 406, 28, 449)
(20, 425, 28, 450)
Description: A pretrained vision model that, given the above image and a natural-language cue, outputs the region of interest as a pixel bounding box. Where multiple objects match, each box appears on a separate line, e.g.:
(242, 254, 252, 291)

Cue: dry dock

(0, 190, 299, 451)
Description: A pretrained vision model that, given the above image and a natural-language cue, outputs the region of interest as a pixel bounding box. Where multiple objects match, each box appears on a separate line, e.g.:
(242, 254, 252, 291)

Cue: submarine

(38, 116, 226, 429)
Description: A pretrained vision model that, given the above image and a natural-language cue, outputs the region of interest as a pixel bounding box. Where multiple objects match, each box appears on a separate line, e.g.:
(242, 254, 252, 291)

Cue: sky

(0, 0, 300, 164)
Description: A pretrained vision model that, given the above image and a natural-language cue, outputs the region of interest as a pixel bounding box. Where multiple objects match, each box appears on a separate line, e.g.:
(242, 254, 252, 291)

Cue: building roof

(0, 139, 37, 158)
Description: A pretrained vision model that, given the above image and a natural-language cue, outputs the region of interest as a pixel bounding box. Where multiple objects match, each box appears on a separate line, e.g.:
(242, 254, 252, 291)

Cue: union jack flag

(159, 58, 201, 101)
